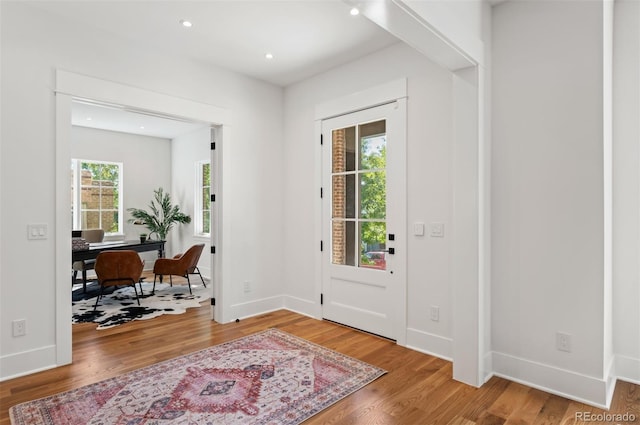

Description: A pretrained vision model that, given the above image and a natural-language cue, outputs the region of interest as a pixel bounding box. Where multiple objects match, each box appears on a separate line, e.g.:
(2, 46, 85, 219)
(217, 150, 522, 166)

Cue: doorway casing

(54, 70, 231, 366)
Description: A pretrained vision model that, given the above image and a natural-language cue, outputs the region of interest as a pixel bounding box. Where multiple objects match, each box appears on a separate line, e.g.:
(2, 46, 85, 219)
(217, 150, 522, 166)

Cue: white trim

(616, 354, 640, 385)
(55, 71, 231, 370)
(283, 295, 317, 318)
(0, 345, 57, 382)
(342, 0, 479, 70)
(229, 296, 285, 321)
(492, 351, 610, 409)
(315, 79, 407, 121)
(406, 328, 453, 361)
(56, 70, 231, 126)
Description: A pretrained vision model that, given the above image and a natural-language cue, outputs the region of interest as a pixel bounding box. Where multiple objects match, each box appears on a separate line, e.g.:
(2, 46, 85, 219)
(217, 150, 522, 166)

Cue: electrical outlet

(12, 319, 26, 337)
(556, 332, 572, 352)
(430, 306, 440, 322)
(243, 280, 251, 294)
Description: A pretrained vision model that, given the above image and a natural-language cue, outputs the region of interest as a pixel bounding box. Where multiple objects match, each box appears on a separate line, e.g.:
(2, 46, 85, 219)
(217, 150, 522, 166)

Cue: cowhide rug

(72, 279, 211, 330)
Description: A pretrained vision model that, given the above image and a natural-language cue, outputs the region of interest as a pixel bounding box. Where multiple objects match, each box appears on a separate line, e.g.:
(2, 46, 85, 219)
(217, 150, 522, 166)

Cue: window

(195, 160, 211, 236)
(71, 159, 123, 234)
(331, 120, 387, 270)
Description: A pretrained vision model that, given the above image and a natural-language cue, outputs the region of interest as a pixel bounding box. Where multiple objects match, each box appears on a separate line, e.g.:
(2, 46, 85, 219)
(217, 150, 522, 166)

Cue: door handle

(383, 248, 395, 255)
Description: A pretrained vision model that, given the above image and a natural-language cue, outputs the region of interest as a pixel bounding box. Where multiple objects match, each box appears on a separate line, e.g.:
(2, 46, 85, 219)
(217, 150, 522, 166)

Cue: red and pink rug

(9, 328, 386, 424)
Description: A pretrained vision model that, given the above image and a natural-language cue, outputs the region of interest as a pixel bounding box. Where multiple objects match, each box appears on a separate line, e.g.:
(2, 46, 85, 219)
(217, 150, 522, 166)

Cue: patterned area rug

(9, 328, 386, 425)
(72, 280, 210, 330)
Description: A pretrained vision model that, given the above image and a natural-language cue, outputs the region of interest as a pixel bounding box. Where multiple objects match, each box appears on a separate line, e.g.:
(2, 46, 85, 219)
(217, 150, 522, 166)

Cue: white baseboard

(616, 354, 640, 385)
(282, 295, 319, 319)
(0, 345, 57, 381)
(229, 295, 285, 321)
(492, 351, 610, 408)
(406, 327, 452, 361)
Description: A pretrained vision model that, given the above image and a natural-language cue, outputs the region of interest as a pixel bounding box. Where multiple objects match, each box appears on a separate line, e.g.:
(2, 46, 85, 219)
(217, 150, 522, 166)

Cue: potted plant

(127, 187, 191, 241)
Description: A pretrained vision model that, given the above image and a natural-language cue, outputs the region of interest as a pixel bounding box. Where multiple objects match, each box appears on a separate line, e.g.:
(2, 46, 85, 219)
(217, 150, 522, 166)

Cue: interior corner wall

(170, 127, 212, 278)
(613, 0, 640, 384)
(1, 1, 284, 379)
(492, 0, 608, 406)
(282, 42, 455, 359)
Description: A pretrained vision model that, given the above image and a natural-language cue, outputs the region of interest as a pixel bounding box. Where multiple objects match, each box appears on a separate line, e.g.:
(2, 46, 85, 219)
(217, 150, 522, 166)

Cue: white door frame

(315, 79, 408, 346)
(54, 70, 231, 366)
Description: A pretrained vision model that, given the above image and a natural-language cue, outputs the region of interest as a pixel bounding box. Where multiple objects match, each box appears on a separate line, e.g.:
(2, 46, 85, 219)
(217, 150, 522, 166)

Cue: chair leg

(82, 269, 88, 293)
(186, 274, 192, 295)
(153, 275, 158, 294)
(131, 280, 140, 305)
(93, 285, 104, 311)
(195, 267, 206, 286)
(169, 275, 173, 287)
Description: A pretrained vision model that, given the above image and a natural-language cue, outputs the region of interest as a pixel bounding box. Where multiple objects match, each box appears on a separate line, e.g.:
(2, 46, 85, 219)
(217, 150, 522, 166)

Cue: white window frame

(195, 159, 211, 237)
(71, 158, 124, 235)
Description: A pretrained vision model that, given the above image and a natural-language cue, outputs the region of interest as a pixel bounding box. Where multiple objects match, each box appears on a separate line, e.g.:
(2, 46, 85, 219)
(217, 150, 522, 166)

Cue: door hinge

(320, 240, 324, 252)
(320, 293, 324, 305)
(211, 246, 216, 254)
(211, 142, 216, 150)
(210, 298, 216, 306)
(320, 187, 323, 198)
(210, 194, 216, 202)
(320, 134, 323, 146)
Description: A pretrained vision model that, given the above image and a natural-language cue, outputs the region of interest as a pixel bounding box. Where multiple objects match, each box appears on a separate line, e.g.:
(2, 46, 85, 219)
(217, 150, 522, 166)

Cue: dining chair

(93, 250, 144, 311)
(152, 244, 206, 295)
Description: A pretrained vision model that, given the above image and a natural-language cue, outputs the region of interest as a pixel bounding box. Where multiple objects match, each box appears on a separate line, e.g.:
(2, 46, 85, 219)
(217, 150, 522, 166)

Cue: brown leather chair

(153, 244, 206, 295)
(94, 250, 144, 310)
(72, 229, 105, 292)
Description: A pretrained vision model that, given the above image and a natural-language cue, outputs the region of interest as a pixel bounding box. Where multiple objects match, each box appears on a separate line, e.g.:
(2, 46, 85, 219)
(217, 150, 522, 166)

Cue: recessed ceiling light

(350, 7, 360, 16)
(265, 53, 274, 60)
(86, 117, 92, 121)
(180, 19, 193, 28)
(140, 126, 145, 129)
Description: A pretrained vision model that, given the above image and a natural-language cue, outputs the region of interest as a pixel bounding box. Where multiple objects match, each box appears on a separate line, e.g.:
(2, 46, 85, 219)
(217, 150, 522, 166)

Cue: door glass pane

(332, 220, 356, 266)
(360, 221, 386, 270)
(330, 118, 387, 270)
(332, 127, 356, 173)
(359, 171, 386, 219)
(332, 174, 355, 219)
(359, 121, 386, 171)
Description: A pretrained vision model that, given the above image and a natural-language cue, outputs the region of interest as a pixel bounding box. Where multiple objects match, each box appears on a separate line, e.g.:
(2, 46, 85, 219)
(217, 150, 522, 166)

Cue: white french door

(321, 101, 406, 341)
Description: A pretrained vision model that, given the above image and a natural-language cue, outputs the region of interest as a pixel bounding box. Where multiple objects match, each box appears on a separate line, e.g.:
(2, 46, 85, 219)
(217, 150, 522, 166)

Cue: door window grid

(331, 120, 387, 270)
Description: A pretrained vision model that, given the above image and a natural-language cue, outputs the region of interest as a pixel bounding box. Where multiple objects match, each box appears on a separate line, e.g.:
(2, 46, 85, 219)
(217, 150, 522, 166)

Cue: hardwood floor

(1, 299, 639, 424)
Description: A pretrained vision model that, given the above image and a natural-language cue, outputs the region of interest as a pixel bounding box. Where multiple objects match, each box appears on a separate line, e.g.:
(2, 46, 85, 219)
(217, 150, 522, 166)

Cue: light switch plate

(413, 222, 425, 236)
(27, 223, 48, 240)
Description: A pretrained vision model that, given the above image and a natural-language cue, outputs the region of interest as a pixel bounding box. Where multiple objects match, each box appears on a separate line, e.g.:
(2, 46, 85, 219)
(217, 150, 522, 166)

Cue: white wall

(283, 42, 455, 358)
(492, 0, 608, 405)
(171, 126, 212, 278)
(613, 0, 640, 383)
(71, 126, 172, 269)
(0, 2, 284, 379)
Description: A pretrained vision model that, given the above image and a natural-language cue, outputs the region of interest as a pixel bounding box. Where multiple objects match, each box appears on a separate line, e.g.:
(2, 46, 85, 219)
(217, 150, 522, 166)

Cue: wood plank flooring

(1, 295, 639, 424)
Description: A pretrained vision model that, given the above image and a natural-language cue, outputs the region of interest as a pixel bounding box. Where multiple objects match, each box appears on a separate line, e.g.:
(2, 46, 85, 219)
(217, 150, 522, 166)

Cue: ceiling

(31, 0, 402, 138)
(29, 0, 400, 87)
